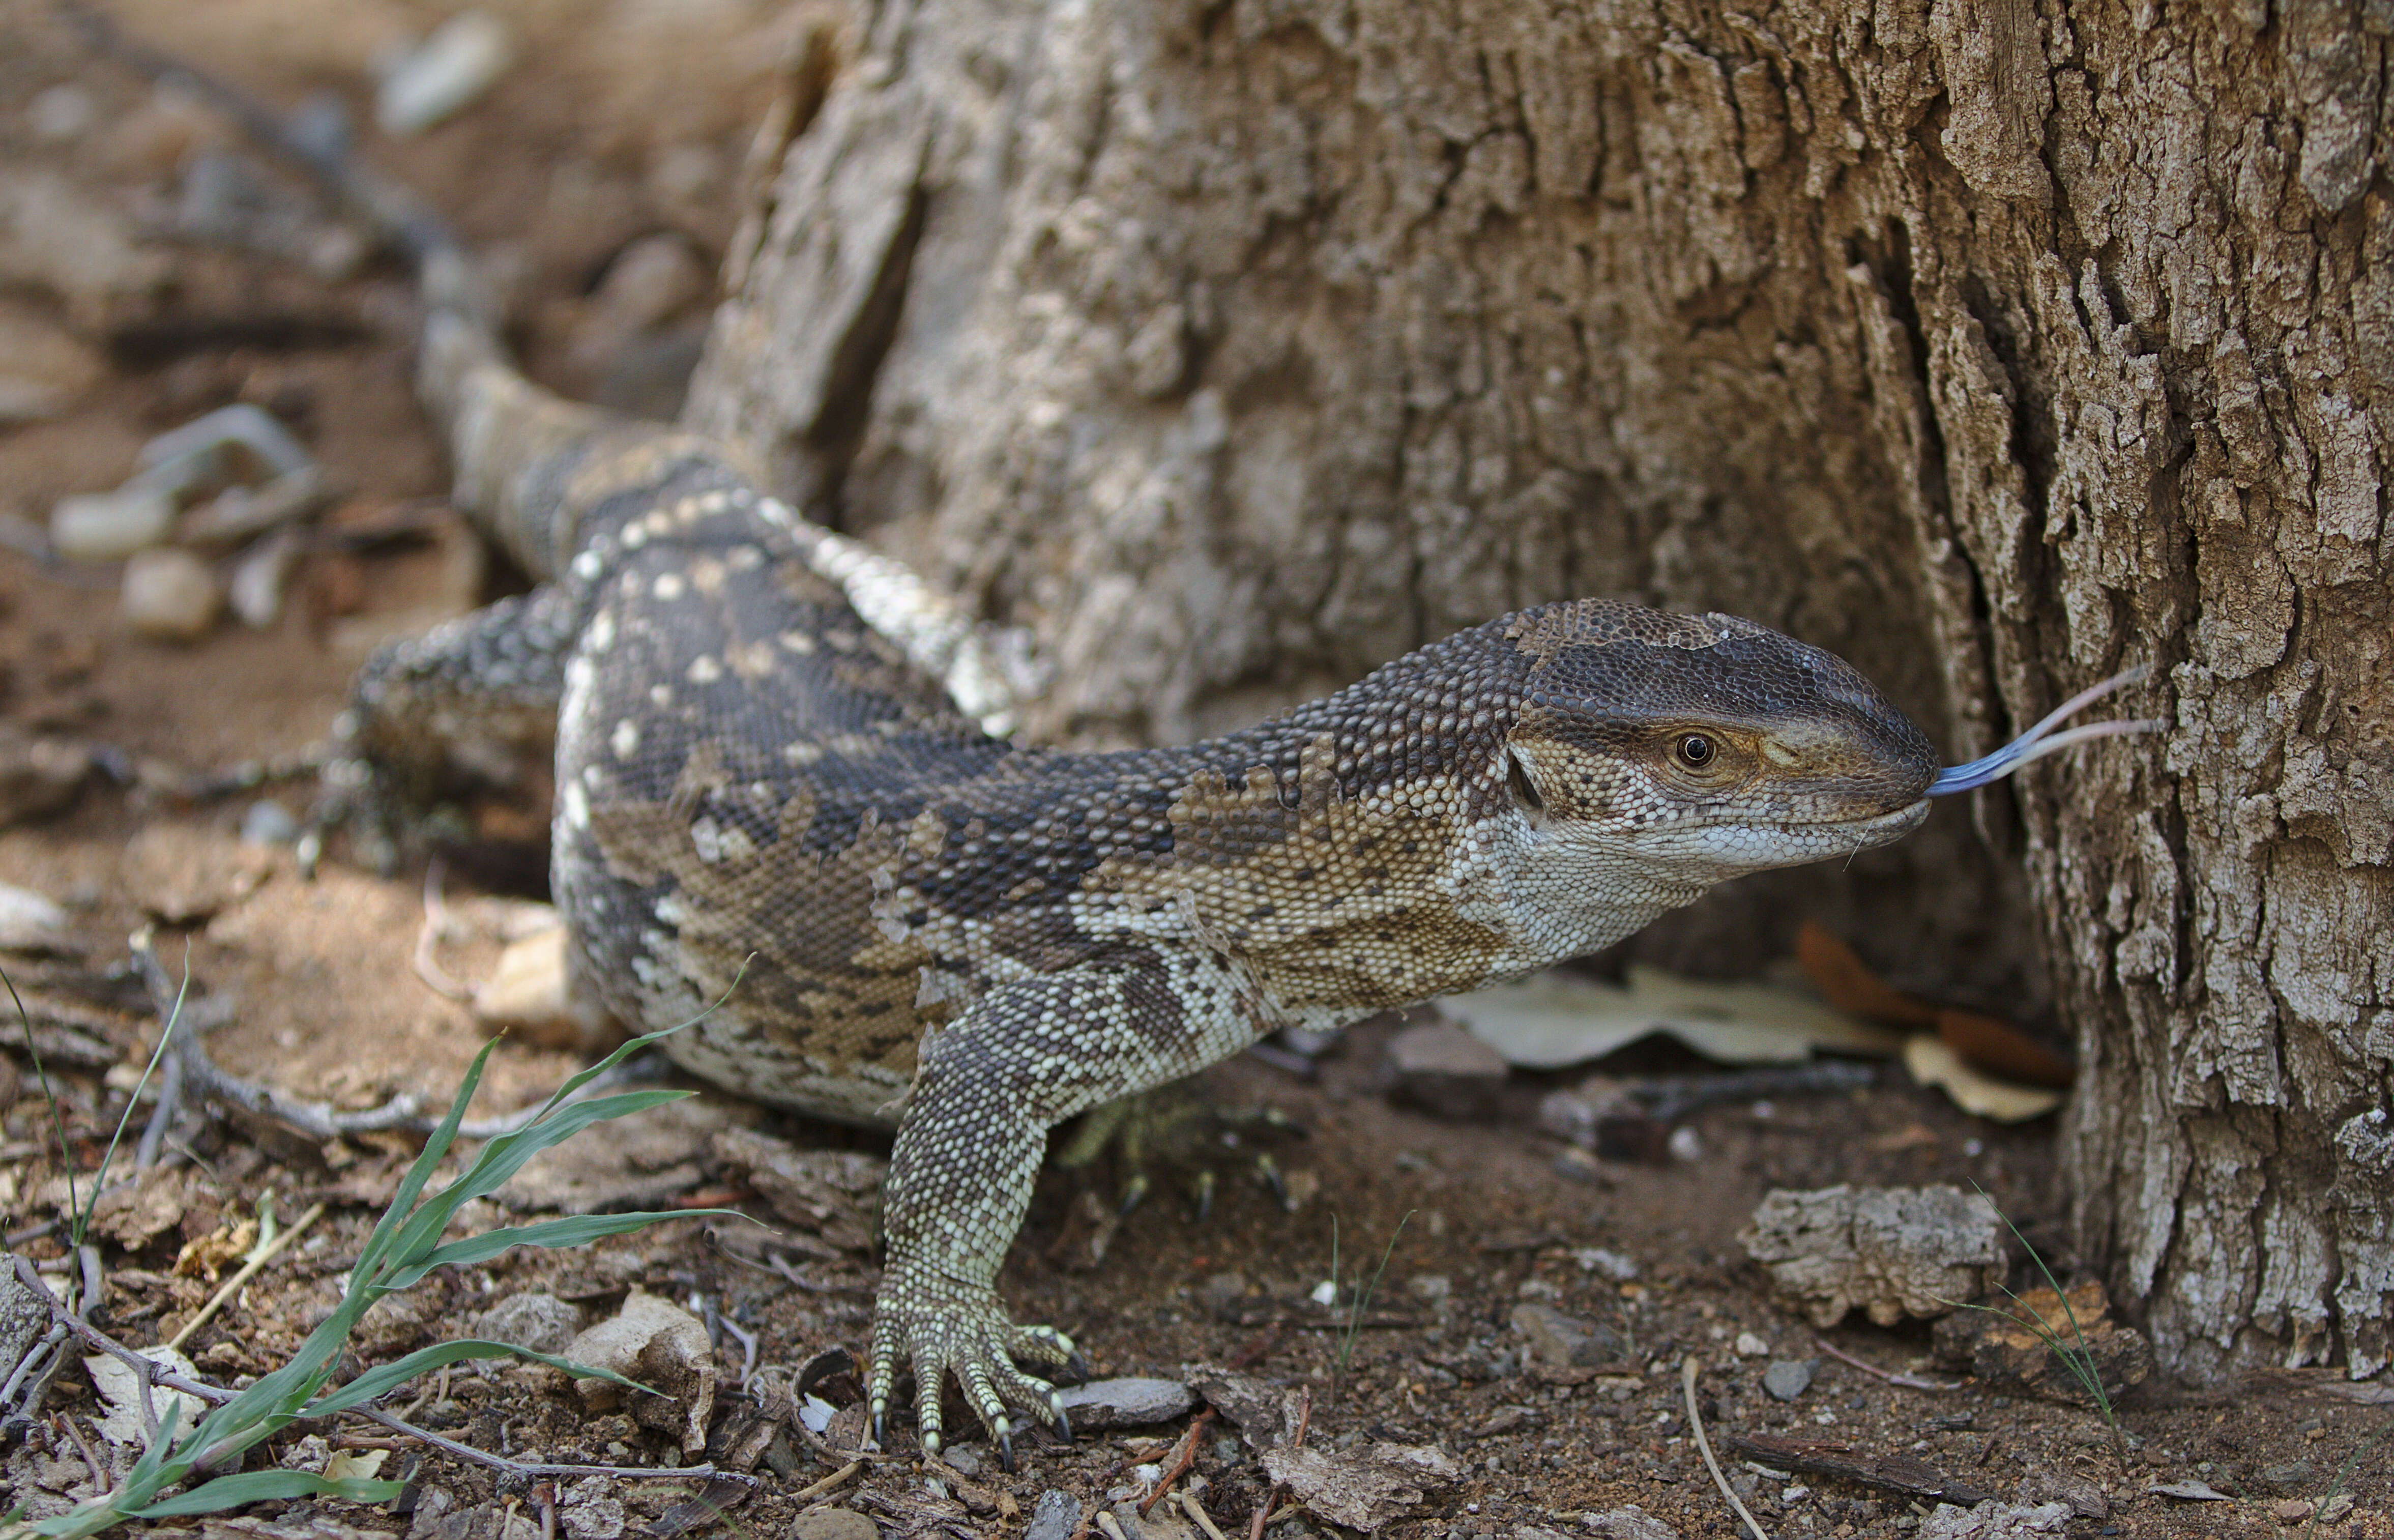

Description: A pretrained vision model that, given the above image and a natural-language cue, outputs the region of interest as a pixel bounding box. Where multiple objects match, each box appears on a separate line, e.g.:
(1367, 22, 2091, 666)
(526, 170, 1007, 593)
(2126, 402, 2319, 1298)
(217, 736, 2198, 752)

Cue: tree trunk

(683, 0, 2393, 1381)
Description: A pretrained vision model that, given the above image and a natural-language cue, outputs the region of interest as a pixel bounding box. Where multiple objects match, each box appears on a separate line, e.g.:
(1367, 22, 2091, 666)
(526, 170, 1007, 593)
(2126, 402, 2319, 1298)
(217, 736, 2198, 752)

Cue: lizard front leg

(869, 941, 1270, 1468)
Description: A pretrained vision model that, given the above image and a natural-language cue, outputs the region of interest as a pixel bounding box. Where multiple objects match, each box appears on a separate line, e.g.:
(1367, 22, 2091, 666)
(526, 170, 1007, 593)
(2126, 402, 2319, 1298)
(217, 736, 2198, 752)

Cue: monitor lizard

(82, 14, 2151, 1471)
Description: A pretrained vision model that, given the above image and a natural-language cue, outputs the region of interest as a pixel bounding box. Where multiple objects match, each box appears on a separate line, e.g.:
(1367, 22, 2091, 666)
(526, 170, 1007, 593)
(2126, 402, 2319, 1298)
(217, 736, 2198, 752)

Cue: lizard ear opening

(1505, 745, 1547, 821)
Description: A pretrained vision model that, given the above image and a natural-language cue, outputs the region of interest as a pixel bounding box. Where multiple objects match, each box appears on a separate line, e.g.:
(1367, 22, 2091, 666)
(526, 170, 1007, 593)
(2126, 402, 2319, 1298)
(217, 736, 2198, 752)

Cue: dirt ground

(0, 3, 2386, 1538)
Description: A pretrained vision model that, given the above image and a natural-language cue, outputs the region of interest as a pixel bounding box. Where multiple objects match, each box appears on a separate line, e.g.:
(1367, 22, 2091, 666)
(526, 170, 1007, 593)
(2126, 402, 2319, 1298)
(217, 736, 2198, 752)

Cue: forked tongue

(1926, 666, 2166, 797)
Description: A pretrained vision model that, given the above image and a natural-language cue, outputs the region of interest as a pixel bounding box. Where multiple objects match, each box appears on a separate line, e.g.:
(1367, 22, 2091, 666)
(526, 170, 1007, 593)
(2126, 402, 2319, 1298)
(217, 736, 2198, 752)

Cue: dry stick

(412, 858, 477, 1003)
(1140, 1407, 1216, 1517)
(1177, 1489, 1233, 1540)
(13, 1257, 235, 1410)
(1812, 1335, 1962, 1392)
(351, 1404, 756, 1487)
(53, 1410, 112, 1494)
(166, 1201, 326, 1352)
(789, 1459, 863, 1501)
(160, 1010, 635, 1142)
(1683, 1357, 1772, 1540)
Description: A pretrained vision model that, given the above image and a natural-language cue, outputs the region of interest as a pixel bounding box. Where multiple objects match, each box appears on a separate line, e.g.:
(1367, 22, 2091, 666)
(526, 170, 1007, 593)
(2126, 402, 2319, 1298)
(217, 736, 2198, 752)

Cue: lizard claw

(867, 1276, 1077, 1463)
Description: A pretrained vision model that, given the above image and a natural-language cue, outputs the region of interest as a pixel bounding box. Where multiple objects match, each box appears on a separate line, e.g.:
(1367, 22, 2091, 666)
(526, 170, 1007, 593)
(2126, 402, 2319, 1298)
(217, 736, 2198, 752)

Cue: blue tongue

(1926, 665, 2166, 797)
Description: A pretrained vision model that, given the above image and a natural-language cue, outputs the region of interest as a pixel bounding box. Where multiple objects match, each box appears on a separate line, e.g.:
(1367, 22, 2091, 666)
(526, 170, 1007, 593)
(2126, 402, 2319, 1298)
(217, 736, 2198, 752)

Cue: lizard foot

(867, 1284, 1080, 1471)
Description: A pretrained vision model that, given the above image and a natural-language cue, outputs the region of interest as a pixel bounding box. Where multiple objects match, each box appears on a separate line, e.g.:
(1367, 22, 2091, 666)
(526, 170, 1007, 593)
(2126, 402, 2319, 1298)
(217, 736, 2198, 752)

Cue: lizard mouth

(1843, 799, 1934, 844)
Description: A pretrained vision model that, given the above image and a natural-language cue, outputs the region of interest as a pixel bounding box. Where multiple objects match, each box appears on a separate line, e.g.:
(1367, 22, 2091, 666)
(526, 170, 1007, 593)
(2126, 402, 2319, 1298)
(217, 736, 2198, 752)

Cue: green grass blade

(304, 1338, 653, 1415)
(77, 960, 187, 1244)
(132, 1471, 408, 1517)
(352, 1040, 500, 1284)
(371, 1091, 695, 1275)
(405, 1208, 737, 1277)
(414, 1090, 693, 1216)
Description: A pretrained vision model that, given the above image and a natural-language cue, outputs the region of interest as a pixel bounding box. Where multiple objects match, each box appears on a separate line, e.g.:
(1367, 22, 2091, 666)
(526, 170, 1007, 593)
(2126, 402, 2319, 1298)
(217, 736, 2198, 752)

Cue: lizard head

(1493, 601, 1937, 886)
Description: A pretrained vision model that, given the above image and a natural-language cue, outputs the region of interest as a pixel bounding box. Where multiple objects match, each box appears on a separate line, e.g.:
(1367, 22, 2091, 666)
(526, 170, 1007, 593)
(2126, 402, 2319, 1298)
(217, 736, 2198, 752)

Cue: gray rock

(0, 883, 69, 951)
(1386, 1020, 1510, 1120)
(1024, 1491, 1082, 1540)
(2018, 1471, 2108, 1520)
(1057, 1376, 1196, 1429)
(378, 11, 516, 136)
(1741, 1184, 2007, 1328)
(1762, 1358, 1818, 1401)
(0, 1253, 49, 1380)
(239, 799, 300, 848)
(1509, 1302, 1622, 1370)
(787, 1512, 878, 1540)
(472, 1292, 585, 1356)
(30, 84, 96, 143)
(1579, 1509, 1679, 1540)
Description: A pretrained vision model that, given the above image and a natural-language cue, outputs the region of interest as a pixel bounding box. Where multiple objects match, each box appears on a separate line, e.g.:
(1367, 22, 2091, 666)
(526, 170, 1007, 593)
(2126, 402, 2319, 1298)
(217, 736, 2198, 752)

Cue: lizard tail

(63, 0, 624, 582)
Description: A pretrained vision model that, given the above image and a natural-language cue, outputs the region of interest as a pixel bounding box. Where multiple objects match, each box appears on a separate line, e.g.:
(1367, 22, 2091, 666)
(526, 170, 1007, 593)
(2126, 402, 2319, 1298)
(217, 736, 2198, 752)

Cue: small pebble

(227, 527, 305, 628)
(1023, 1491, 1080, 1540)
(1762, 1357, 1818, 1401)
(1573, 1246, 1640, 1280)
(52, 486, 176, 561)
(239, 800, 298, 848)
(786, 1510, 878, 1540)
(378, 11, 516, 136)
(470, 1292, 583, 1356)
(0, 882, 69, 950)
(1735, 1331, 1770, 1357)
(1667, 1125, 1704, 1161)
(122, 547, 222, 641)
(29, 84, 97, 142)
(1055, 1376, 1196, 1429)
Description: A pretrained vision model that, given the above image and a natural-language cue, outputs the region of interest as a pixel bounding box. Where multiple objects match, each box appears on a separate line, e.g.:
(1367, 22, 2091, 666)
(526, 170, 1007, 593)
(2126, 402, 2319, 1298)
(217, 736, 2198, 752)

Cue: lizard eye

(1505, 748, 1546, 816)
(1675, 733, 1717, 768)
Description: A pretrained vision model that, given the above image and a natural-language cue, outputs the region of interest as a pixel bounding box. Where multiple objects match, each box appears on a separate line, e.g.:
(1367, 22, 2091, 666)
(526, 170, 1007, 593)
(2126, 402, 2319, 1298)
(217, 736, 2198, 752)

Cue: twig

(54, 1411, 112, 1493)
(1246, 1489, 1279, 1540)
(1140, 1407, 1215, 1517)
(412, 858, 477, 1003)
(135, 1037, 185, 1171)
(167, 1201, 325, 1351)
(717, 1315, 760, 1388)
(352, 1404, 756, 1486)
(1291, 1388, 1311, 1450)
(533, 1479, 558, 1540)
(1684, 1357, 1771, 1540)
(14, 1257, 236, 1408)
(790, 1459, 862, 1501)
(162, 1010, 638, 1141)
(1177, 1489, 1233, 1540)
(1811, 1335, 1962, 1392)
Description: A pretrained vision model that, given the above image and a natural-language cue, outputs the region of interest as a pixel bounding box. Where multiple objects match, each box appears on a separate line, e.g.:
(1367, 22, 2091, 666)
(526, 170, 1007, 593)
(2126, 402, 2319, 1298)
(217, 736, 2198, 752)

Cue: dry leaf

(1904, 1035, 2063, 1122)
(1440, 964, 1901, 1070)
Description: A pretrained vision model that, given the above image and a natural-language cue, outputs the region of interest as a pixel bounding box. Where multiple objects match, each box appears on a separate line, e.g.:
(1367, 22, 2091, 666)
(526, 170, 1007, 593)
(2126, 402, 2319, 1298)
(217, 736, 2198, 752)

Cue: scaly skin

(115, 26, 1944, 1465)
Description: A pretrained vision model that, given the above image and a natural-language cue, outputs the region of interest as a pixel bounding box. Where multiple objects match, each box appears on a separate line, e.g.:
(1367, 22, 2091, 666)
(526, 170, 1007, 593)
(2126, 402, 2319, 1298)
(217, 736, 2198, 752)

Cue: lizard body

(111, 25, 1948, 1462)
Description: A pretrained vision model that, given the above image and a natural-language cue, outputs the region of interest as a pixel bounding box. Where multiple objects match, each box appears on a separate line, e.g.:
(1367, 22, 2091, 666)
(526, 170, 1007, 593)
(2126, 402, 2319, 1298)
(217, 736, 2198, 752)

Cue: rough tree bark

(683, 0, 2393, 1381)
